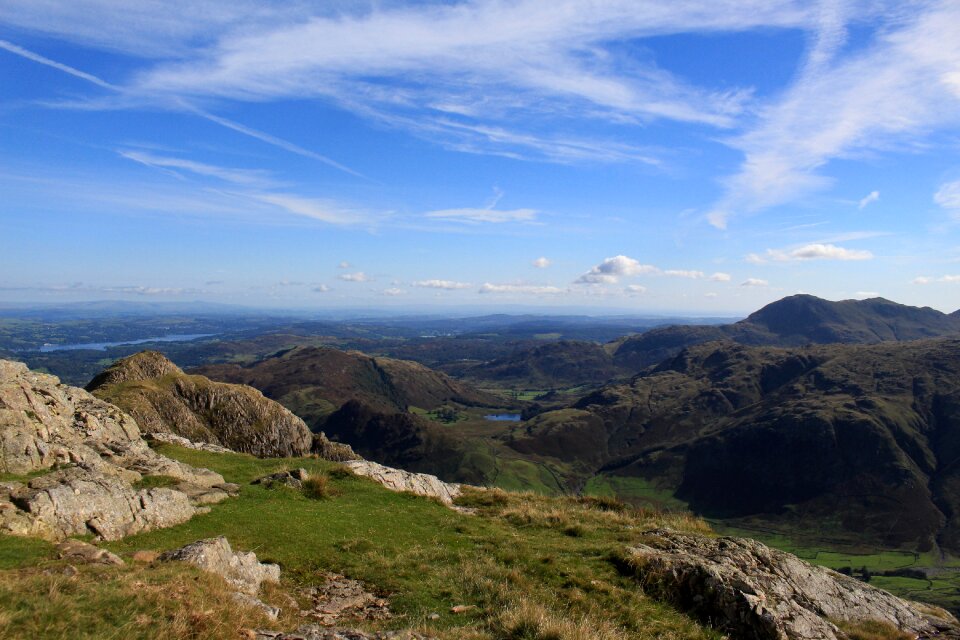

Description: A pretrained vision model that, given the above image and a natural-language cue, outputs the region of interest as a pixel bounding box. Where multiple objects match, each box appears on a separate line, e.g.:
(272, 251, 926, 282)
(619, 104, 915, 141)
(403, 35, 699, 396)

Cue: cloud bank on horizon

(2, 1, 960, 312)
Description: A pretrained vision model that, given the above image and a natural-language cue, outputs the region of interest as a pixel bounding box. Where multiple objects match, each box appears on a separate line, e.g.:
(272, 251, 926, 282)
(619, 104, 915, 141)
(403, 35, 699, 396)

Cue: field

(0, 444, 719, 640)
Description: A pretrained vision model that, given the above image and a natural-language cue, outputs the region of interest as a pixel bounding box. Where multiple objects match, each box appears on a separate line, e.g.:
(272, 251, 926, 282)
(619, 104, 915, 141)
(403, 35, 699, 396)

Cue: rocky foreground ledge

(0, 359, 232, 540)
(624, 529, 960, 640)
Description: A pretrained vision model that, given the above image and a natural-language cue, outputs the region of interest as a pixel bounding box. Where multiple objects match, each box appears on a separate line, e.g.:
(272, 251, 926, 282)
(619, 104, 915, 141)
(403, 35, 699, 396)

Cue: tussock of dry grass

(0, 559, 276, 640)
(834, 619, 915, 640)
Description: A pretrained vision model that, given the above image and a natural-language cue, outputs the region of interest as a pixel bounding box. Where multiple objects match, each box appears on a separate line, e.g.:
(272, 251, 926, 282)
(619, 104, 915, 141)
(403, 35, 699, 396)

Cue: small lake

(37, 333, 215, 352)
(484, 413, 522, 422)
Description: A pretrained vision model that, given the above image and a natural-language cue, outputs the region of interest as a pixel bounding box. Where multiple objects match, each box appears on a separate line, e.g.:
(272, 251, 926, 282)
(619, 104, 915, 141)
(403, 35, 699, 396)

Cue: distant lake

(37, 333, 215, 352)
(484, 413, 522, 422)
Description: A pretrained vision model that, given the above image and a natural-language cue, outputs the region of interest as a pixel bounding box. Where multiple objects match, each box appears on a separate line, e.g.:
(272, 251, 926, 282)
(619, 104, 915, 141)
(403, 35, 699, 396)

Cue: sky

(2, 1, 960, 314)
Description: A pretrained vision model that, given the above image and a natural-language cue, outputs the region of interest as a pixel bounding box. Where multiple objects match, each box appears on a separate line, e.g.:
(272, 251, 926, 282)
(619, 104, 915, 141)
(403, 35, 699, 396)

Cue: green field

(0, 444, 720, 640)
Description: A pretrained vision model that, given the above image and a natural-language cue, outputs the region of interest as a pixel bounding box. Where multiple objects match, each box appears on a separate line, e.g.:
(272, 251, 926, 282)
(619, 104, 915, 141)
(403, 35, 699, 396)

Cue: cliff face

(87, 351, 316, 458)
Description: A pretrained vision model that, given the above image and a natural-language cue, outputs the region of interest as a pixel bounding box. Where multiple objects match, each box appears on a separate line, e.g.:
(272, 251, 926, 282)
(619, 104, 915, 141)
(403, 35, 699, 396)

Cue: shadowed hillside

(512, 338, 960, 552)
(194, 345, 500, 430)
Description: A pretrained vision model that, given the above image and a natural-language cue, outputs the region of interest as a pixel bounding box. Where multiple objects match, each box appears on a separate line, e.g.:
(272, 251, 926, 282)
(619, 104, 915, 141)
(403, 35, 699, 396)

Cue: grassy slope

(0, 444, 720, 640)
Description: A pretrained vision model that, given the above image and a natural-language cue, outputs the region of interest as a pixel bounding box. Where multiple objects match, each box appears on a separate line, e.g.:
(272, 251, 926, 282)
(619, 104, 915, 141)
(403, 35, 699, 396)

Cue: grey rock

(625, 530, 960, 640)
(160, 536, 280, 596)
(342, 460, 461, 505)
(145, 431, 234, 454)
(56, 538, 124, 565)
(252, 469, 310, 490)
(9, 466, 196, 541)
(233, 591, 281, 621)
(0, 358, 226, 541)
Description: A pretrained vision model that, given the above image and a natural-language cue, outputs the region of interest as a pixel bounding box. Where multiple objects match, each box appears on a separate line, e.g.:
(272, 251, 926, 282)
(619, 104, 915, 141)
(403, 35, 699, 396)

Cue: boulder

(624, 530, 960, 640)
(56, 539, 124, 565)
(160, 536, 280, 596)
(343, 460, 461, 505)
(253, 468, 310, 490)
(7, 466, 197, 541)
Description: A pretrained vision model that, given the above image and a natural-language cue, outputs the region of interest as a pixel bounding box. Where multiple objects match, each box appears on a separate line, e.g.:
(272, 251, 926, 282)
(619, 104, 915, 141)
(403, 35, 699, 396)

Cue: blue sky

(2, 1, 960, 314)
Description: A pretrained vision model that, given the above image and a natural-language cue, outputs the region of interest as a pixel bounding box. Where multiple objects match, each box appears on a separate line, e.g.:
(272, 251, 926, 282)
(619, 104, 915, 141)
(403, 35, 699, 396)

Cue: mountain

(193, 345, 500, 430)
(610, 295, 960, 370)
(511, 337, 960, 552)
(459, 339, 626, 388)
(86, 351, 351, 459)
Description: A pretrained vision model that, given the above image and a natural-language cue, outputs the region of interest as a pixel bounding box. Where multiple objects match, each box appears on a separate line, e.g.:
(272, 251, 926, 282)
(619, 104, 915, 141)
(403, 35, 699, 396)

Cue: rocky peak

(85, 350, 182, 389)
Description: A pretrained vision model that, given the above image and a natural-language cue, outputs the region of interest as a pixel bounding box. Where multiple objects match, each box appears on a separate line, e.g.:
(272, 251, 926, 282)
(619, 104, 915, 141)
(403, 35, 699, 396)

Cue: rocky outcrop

(87, 351, 316, 458)
(0, 358, 227, 541)
(161, 536, 281, 619)
(623, 530, 959, 640)
(56, 538, 124, 566)
(343, 460, 461, 505)
(253, 468, 311, 490)
(160, 536, 280, 596)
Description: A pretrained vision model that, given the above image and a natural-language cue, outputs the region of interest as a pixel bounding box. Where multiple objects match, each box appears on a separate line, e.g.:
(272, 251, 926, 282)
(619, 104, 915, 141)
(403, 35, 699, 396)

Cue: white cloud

(748, 243, 873, 263)
(663, 269, 705, 279)
(935, 180, 960, 210)
(741, 278, 769, 287)
(625, 284, 647, 295)
(411, 279, 471, 290)
(532, 257, 551, 268)
(914, 275, 960, 284)
(709, 272, 732, 282)
(707, 3, 960, 227)
(1, 2, 818, 164)
(479, 283, 565, 295)
(313, 284, 331, 293)
(339, 272, 370, 282)
(338, 261, 350, 269)
(382, 287, 406, 296)
(858, 190, 880, 210)
(576, 255, 658, 284)
(424, 207, 538, 224)
(704, 292, 719, 298)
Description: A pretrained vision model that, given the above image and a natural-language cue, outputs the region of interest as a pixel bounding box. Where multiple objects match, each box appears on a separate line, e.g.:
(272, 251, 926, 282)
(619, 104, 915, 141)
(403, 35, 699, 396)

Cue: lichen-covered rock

(160, 536, 280, 596)
(253, 468, 310, 490)
(343, 460, 461, 505)
(56, 538, 124, 565)
(87, 351, 316, 458)
(0, 358, 227, 541)
(625, 530, 960, 640)
(145, 431, 235, 454)
(8, 467, 197, 541)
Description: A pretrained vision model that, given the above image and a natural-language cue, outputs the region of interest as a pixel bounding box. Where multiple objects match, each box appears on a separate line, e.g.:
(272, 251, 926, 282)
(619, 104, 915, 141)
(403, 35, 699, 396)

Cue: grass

(0, 444, 724, 640)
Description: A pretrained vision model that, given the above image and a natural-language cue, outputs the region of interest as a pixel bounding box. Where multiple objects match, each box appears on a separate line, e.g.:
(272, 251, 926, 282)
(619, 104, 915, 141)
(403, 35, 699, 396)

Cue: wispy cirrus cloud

(935, 180, 960, 210)
(1, 1, 817, 165)
(858, 190, 880, 210)
(707, 2, 960, 228)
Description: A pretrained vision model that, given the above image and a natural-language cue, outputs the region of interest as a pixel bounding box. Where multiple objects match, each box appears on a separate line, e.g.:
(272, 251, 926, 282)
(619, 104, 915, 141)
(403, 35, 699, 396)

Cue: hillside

(458, 340, 628, 388)
(611, 294, 960, 370)
(512, 338, 960, 554)
(194, 345, 500, 430)
(86, 351, 353, 459)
